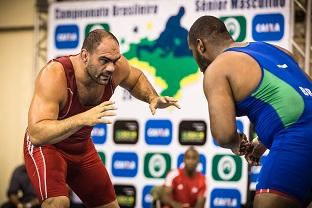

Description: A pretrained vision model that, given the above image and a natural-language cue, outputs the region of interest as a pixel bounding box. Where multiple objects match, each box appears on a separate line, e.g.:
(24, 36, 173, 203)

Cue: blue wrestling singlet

(225, 42, 312, 203)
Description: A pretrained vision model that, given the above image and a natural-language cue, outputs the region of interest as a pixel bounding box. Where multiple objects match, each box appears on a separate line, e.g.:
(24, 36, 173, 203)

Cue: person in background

(160, 146, 206, 208)
(1, 164, 40, 208)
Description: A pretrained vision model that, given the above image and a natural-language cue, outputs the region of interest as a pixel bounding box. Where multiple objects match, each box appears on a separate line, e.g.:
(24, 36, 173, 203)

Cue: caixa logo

(145, 119, 172, 145)
(55, 24, 79, 49)
(91, 123, 107, 144)
(210, 188, 241, 208)
(252, 13, 284, 41)
(112, 152, 138, 177)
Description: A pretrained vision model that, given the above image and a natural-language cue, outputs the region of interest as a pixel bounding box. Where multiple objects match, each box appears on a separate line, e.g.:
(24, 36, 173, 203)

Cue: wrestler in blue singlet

(226, 42, 312, 203)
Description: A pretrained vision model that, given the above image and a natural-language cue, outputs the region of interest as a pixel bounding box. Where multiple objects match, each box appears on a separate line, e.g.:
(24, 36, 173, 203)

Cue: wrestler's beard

(197, 54, 209, 72)
(86, 64, 108, 85)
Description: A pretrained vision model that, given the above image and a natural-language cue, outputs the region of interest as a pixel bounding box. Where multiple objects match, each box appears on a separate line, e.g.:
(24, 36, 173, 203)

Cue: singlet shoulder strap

(52, 56, 76, 90)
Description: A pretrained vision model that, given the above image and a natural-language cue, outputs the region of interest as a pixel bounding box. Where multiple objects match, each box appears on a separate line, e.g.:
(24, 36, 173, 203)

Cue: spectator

(160, 147, 206, 208)
(1, 164, 40, 208)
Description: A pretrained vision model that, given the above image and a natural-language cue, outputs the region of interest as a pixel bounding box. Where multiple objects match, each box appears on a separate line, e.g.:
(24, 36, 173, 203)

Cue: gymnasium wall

(0, 0, 36, 202)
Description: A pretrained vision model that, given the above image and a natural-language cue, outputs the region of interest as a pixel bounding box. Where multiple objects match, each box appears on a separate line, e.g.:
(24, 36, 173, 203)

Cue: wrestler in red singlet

(24, 29, 179, 208)
(24, 56, 116, 207)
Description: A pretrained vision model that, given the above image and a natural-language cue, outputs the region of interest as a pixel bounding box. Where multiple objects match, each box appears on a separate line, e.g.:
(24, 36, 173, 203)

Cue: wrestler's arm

(203, 58, 241, 150)
(28, 62, 115, 146)
(114, 56, 159, 102)
(114, 56, 180, 114)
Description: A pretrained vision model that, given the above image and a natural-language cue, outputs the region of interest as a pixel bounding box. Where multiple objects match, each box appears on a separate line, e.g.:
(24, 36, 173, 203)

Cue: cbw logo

(220, 16, 246, 41)
(144, 153, 171, 178)
(212, 154, 242, 181)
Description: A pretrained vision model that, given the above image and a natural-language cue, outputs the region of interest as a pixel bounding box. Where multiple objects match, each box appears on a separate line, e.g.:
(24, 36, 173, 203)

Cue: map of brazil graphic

(121, 7, 199, 97)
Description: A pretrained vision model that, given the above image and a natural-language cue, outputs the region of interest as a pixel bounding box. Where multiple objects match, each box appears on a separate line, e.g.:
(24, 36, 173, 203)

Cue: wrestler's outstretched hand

(149, 96, 181, 115)
(79, 100, 117, 125)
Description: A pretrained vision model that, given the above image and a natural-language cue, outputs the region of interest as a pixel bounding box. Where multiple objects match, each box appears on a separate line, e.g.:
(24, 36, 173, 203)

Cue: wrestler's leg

(42, 196, 70, 208)
(67, 148, 118, 208)
(24, 136, 70, 207)
(255, 145, 312, 208)
(94, 200, 119, 208)
(254, 192, 300, 208)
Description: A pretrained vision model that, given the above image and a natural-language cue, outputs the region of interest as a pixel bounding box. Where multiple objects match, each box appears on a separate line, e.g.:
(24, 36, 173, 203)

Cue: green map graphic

(123, 7, 199, 97)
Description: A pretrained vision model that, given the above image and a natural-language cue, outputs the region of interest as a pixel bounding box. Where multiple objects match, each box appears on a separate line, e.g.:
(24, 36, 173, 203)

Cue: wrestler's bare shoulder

(36, 60, 67, 85)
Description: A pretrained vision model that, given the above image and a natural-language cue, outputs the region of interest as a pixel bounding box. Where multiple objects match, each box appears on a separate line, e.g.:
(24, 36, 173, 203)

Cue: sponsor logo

(113, 120, 139, 144)
(177, 153, 207, 175)
(142, 185, 154, 208)
(91, 123, 107, 144)
(220, 16, 246, 41)
(112, 152, 138, 177)
(144, 153, 171, 178)
(114, 184, 136, 208)
(145, 119, 172, 145)
(210, 188, 241, 208)
(299, 87, 312, 97)
(252, 13, 284, 41)
(55, 24, 79, 49)
(97, 151, 105, 165)
(178, 120, 207, 145)
(277, 64, 288, 69)
(85, 23, 110, 37)
(212, 154, 242, 181)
